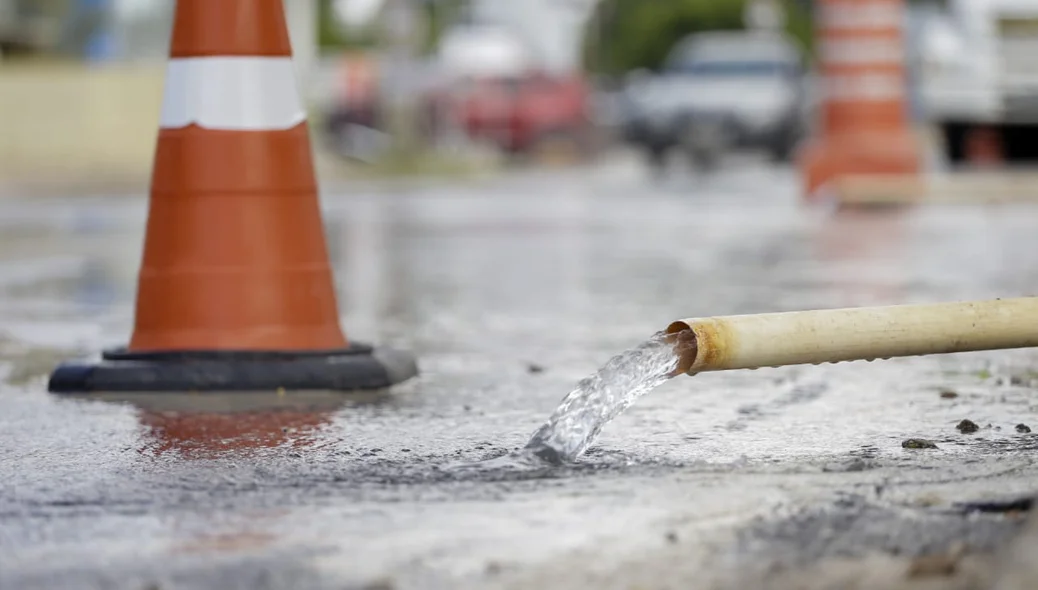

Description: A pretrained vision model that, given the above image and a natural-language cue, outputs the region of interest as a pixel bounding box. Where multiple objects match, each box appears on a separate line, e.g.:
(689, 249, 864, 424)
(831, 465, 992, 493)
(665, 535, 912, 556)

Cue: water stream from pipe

(523, 330, 687, 463)
(455, 330, 693, 470)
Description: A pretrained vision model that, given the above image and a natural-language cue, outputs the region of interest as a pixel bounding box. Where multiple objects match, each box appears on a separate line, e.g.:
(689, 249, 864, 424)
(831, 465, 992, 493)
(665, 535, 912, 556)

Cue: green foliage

(14, 0, 72, 18)
(317, 0, 458, 56)
(583, 0, 814, 77)
(317, 0, 378, 50)
(419, 0, 469, 55)
(783, 0, 814, 57)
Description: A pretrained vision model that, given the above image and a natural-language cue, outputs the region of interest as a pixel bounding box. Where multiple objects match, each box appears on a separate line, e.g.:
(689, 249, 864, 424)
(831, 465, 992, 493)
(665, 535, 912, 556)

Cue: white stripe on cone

(160, 57, 307, 131)
(823, 72, 905, 102)
(819, 38, 904, 66)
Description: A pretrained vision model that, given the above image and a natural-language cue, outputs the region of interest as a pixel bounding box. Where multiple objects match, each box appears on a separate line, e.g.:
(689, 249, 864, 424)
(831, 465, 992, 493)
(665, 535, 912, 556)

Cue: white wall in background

(469, 0, 596, 73)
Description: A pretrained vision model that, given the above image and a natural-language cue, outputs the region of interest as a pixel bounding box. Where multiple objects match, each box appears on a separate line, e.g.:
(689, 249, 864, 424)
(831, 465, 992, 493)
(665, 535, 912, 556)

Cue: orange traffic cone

(49, 0, 417, 393)
(798, 0, 922, 202)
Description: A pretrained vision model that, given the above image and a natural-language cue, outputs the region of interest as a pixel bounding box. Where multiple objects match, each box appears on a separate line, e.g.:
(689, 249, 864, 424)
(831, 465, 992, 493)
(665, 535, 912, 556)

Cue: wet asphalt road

(2, 157, 1038, 589)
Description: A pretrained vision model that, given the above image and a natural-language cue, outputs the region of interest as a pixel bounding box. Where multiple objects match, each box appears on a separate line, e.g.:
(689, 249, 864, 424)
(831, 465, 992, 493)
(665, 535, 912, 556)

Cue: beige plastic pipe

(665, 297, 1038, 376)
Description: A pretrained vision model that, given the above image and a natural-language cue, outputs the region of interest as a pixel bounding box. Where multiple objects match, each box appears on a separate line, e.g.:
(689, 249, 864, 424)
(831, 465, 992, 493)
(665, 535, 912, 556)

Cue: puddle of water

(452, 331, 690, 473)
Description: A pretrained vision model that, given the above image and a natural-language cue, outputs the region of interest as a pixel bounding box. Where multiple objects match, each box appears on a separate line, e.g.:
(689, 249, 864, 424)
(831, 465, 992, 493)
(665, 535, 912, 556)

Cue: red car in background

(321, 45, 595, 163)
(429, 71, 595, 160)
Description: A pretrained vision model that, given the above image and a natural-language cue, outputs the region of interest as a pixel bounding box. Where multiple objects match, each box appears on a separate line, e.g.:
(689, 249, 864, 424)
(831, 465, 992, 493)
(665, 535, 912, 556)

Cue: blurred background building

(3, 0, 1038, 192)
(0, 0, 316, 84)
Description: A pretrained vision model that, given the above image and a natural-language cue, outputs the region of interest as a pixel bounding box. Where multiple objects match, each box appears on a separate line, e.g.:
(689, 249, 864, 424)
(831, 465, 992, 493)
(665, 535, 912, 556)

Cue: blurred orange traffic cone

(49, 0, 417, 393)
(799, 0, 922, 202)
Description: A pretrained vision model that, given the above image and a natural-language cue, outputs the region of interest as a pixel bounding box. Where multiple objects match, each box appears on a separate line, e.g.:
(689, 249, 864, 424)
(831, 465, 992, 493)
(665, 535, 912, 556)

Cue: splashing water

(522, 330, 687, 464)
(446, 330, 693, 474)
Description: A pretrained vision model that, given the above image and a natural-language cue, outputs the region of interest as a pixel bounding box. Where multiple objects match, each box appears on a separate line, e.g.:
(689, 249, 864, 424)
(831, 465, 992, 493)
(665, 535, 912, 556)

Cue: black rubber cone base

(47, 343, 418, 393)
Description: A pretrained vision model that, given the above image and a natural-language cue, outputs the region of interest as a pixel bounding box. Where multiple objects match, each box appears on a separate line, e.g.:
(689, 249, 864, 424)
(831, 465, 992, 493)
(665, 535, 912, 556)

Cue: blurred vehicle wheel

(328, 121, 389, 164)
(644, 145, 670, 174)
(767, 129, 798, 164)
(681, 120, 728, 172)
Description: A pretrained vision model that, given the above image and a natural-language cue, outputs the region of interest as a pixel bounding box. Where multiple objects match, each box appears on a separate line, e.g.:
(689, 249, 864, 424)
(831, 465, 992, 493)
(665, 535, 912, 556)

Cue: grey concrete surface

(1, 157, 1038, 589)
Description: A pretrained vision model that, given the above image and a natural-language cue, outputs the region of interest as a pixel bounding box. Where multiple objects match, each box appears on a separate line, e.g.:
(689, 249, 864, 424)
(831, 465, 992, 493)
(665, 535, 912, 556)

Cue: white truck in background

(916, 0, 1038, 164)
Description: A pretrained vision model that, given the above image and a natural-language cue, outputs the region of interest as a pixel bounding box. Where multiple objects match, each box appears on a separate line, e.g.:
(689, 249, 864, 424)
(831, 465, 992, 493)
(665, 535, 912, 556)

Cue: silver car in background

(621, 30, 810, 171)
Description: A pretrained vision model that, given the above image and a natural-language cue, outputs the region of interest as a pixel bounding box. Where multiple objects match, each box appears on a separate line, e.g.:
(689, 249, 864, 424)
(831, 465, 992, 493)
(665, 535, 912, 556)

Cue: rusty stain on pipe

(664, 328, 697, 376)
(666, 319, 738, 375)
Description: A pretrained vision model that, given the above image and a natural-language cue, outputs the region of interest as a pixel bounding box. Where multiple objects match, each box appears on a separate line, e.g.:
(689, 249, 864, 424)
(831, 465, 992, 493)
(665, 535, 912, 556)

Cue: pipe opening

(664, 324, 697, 376)
(666, 321, 691, 334)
